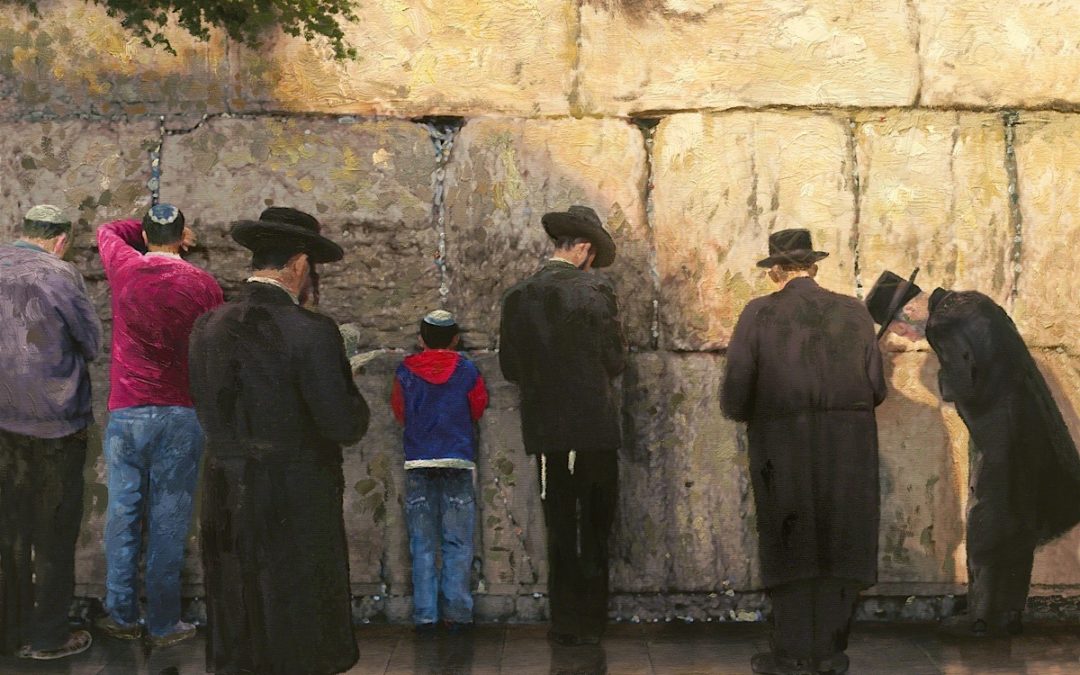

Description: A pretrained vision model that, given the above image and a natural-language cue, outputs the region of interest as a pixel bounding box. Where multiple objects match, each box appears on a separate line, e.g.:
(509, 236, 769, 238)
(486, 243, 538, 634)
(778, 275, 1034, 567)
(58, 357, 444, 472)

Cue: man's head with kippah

(22, 204, 72, 239)
(142, 203, 186, 247)
(419, 309, 460, 349)
(19, 205, 73, 258)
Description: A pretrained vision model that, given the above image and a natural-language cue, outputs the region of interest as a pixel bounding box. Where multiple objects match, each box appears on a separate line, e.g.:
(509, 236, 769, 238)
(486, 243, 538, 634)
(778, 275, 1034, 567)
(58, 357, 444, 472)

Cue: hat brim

(230, 220, 344, 264)
(542, 212, 616, 268)
(755, 250, 830, 268)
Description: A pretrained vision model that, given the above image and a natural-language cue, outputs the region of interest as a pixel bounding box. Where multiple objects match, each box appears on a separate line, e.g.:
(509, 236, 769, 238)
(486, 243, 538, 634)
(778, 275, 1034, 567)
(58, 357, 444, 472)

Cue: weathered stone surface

(443, 117, 652, 349)
(161, 117, 439, 349)
(652, 111, 857, 351)
(919, 2, 1080, 109)
(472, 353, 548, 593)
(576, 0, 919, 116)
(873, 351, 969, 588)
(1030, 351, 1080, 587)
(854, 111, 1012, 352)
(613, 352, 757, 592)
(1013, 113, 1080, 350)
(229, 1, 575, 117)
(0, 2, 226, 117)
(0, 120, 155, 244)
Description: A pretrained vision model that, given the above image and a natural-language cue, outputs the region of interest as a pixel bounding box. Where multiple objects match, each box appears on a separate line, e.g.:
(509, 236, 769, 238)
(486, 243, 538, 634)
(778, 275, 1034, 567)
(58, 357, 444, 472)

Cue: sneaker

(148, 621, 197, 649)
(16, 630, 92, 660)
(95, 615, 143, 640)
(414, 622, 439, 635)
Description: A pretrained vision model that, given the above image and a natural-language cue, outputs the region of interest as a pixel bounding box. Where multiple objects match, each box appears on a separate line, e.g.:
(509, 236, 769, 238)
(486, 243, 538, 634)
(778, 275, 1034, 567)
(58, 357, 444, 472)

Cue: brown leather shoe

(147, 621, 197, 649)
(95, 615, 143, 640)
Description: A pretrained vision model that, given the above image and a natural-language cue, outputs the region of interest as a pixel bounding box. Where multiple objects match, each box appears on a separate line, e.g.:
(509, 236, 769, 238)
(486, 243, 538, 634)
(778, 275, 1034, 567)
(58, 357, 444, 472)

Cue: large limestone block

(443, 117, 651, 349)
(613, 352, 757, 592)
(1030, 350, 1080, 587)
(1013, 113, 1080, 351)
(874, 351, 968, 588)
(471, 354, 548, 592)
(346, 354, 406, 588)
(229, 0, 575, 116)
(652, 111, 857, 351)
(855, 111, 1012, 352)
(919, 2, 1080, 109)
(0, 2, 226, 117)
(0, 120, 155, 244)
(576, 0, 919, 116)
(161, 117, 439, 349)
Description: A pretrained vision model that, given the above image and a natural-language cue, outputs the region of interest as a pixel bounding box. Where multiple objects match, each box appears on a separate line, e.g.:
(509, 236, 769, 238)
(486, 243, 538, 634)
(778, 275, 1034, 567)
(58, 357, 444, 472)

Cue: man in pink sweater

(94, 204, 223, 648)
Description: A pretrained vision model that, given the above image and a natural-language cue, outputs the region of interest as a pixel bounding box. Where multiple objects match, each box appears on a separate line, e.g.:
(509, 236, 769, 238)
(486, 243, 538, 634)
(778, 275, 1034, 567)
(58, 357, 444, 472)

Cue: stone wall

(3, 0, 1080, 621)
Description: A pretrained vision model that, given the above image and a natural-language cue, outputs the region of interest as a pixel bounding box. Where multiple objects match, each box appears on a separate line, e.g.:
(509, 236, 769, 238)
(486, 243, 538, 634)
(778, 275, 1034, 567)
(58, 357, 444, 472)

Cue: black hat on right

(866, 268, 922, 339)
(230, 207, 343, 263)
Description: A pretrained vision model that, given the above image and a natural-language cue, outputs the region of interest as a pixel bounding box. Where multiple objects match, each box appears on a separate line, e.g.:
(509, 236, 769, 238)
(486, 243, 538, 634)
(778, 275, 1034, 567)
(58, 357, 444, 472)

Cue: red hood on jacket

(402, 349, 461, 385)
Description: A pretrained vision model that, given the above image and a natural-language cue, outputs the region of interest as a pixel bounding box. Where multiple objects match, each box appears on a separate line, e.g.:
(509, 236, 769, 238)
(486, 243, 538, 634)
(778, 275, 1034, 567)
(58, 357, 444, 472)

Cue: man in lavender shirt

(0, 204, 101, 661)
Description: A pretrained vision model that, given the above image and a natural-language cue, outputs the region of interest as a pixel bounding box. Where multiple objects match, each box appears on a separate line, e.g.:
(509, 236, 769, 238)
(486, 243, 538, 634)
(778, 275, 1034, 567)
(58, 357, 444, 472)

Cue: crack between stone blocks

(1003, 110, 1022, 310)
(906, 0, 925, 107)
(148, 115, 164, 206)
(845, 116, 865, 298)
(634, 118, 663, 351)
(567, 0, 585, 117)
(418, 117, 465, 307)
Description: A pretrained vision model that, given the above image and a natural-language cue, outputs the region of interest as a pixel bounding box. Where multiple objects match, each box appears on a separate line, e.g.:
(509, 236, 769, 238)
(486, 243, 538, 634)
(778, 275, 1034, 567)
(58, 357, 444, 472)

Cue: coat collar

(782, 276, 819, 291)
(242, 279, 298, 305)
(245, 277, 299, 304)
(543, 258, 578, 271)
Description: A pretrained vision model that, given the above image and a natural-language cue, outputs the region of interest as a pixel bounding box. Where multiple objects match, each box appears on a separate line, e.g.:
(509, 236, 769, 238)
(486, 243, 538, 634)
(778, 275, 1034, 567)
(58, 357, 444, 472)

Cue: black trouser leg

(27, 433, 86, 650)
(539, 450, 617, 639)
(770, 578, 860, 661)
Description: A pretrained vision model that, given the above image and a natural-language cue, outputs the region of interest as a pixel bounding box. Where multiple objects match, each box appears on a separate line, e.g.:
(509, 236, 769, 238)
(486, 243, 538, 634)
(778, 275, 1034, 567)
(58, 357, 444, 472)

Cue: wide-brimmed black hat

(865, 268, 922, 340)
(231, 207, 343, 263)
(541, 205, 616, 268)
(756, 229, 830, 268)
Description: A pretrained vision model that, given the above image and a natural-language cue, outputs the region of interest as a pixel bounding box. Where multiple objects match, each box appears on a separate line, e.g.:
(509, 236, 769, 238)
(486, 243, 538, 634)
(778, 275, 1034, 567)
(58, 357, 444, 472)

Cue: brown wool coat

(721, 277, 887, 588)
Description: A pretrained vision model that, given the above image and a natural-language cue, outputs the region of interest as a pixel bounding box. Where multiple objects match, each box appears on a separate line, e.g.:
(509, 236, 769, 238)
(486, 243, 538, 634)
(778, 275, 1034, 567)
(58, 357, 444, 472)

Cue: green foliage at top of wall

(6, 0, 358, 59)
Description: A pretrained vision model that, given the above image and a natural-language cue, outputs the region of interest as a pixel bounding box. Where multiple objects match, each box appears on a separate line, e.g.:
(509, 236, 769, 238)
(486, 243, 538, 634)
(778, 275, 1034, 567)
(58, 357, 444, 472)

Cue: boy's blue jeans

(404, 468, 476, 625)
(103, 406, 202, 637)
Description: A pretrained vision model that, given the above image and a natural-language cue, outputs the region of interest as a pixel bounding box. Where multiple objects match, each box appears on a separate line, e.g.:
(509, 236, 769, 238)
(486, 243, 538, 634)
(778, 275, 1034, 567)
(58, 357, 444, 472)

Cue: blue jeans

(404, 468, 476, 624)
(103, 406, 202, 637)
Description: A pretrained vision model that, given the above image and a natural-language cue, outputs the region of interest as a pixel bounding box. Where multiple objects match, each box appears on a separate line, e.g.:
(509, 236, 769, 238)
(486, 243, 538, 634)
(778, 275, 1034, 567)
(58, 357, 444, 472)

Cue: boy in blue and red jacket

(391, 310, 488, 631)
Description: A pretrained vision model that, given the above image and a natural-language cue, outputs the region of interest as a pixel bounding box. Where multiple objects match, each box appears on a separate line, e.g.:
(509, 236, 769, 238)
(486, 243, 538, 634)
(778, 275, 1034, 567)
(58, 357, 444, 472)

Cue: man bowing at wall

(188, 208, 370, 674)
(867, 269, 1080, 638)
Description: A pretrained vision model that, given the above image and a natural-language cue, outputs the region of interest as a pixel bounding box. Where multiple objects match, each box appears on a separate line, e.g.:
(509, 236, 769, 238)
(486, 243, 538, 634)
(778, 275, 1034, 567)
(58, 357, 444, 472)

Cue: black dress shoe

(751, 652, 815, 675)
(547, 629, 600, 646)
(815, 652, 850, 674)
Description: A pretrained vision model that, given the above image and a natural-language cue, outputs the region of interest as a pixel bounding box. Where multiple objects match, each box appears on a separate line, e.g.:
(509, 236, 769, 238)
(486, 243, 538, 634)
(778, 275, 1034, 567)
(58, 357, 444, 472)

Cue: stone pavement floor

(1, 622, 1078, 674)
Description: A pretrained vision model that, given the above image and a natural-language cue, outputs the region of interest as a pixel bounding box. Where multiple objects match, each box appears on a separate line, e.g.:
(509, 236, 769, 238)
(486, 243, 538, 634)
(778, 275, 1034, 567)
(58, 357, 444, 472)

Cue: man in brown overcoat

(721, 229, 887, 675)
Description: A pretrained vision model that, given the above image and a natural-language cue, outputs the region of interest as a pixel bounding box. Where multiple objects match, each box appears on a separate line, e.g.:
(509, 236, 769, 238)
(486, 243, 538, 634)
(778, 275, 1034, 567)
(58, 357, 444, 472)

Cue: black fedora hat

(541, 205, 616, 268)
(756, 229, 830, 268)
(231, 207, 344, 263)
(865, 268, 922, 340)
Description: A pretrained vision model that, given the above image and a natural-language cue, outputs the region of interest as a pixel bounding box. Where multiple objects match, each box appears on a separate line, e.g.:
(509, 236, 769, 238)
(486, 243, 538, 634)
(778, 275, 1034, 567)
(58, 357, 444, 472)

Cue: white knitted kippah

(423, 309, 456, 327)
(24, 204, 68, 224)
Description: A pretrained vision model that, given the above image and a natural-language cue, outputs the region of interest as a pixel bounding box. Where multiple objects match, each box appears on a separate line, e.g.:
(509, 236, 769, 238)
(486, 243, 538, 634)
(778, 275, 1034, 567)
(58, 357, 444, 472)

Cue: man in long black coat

(867, 269, 1080, 638)
(722, 230, 887, 675)
(188, 208, 370, 674)
(498, 205, 626, 646)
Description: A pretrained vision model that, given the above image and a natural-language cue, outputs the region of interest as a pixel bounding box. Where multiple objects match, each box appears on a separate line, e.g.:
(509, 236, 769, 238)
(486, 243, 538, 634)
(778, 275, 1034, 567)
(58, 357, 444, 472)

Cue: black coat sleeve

(299, 316, 370, 444)
(721, 302, 758, 422)
(594, 281, 627, 378)
(865, 315, 887, 407)
(498, 288, 522, 384)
